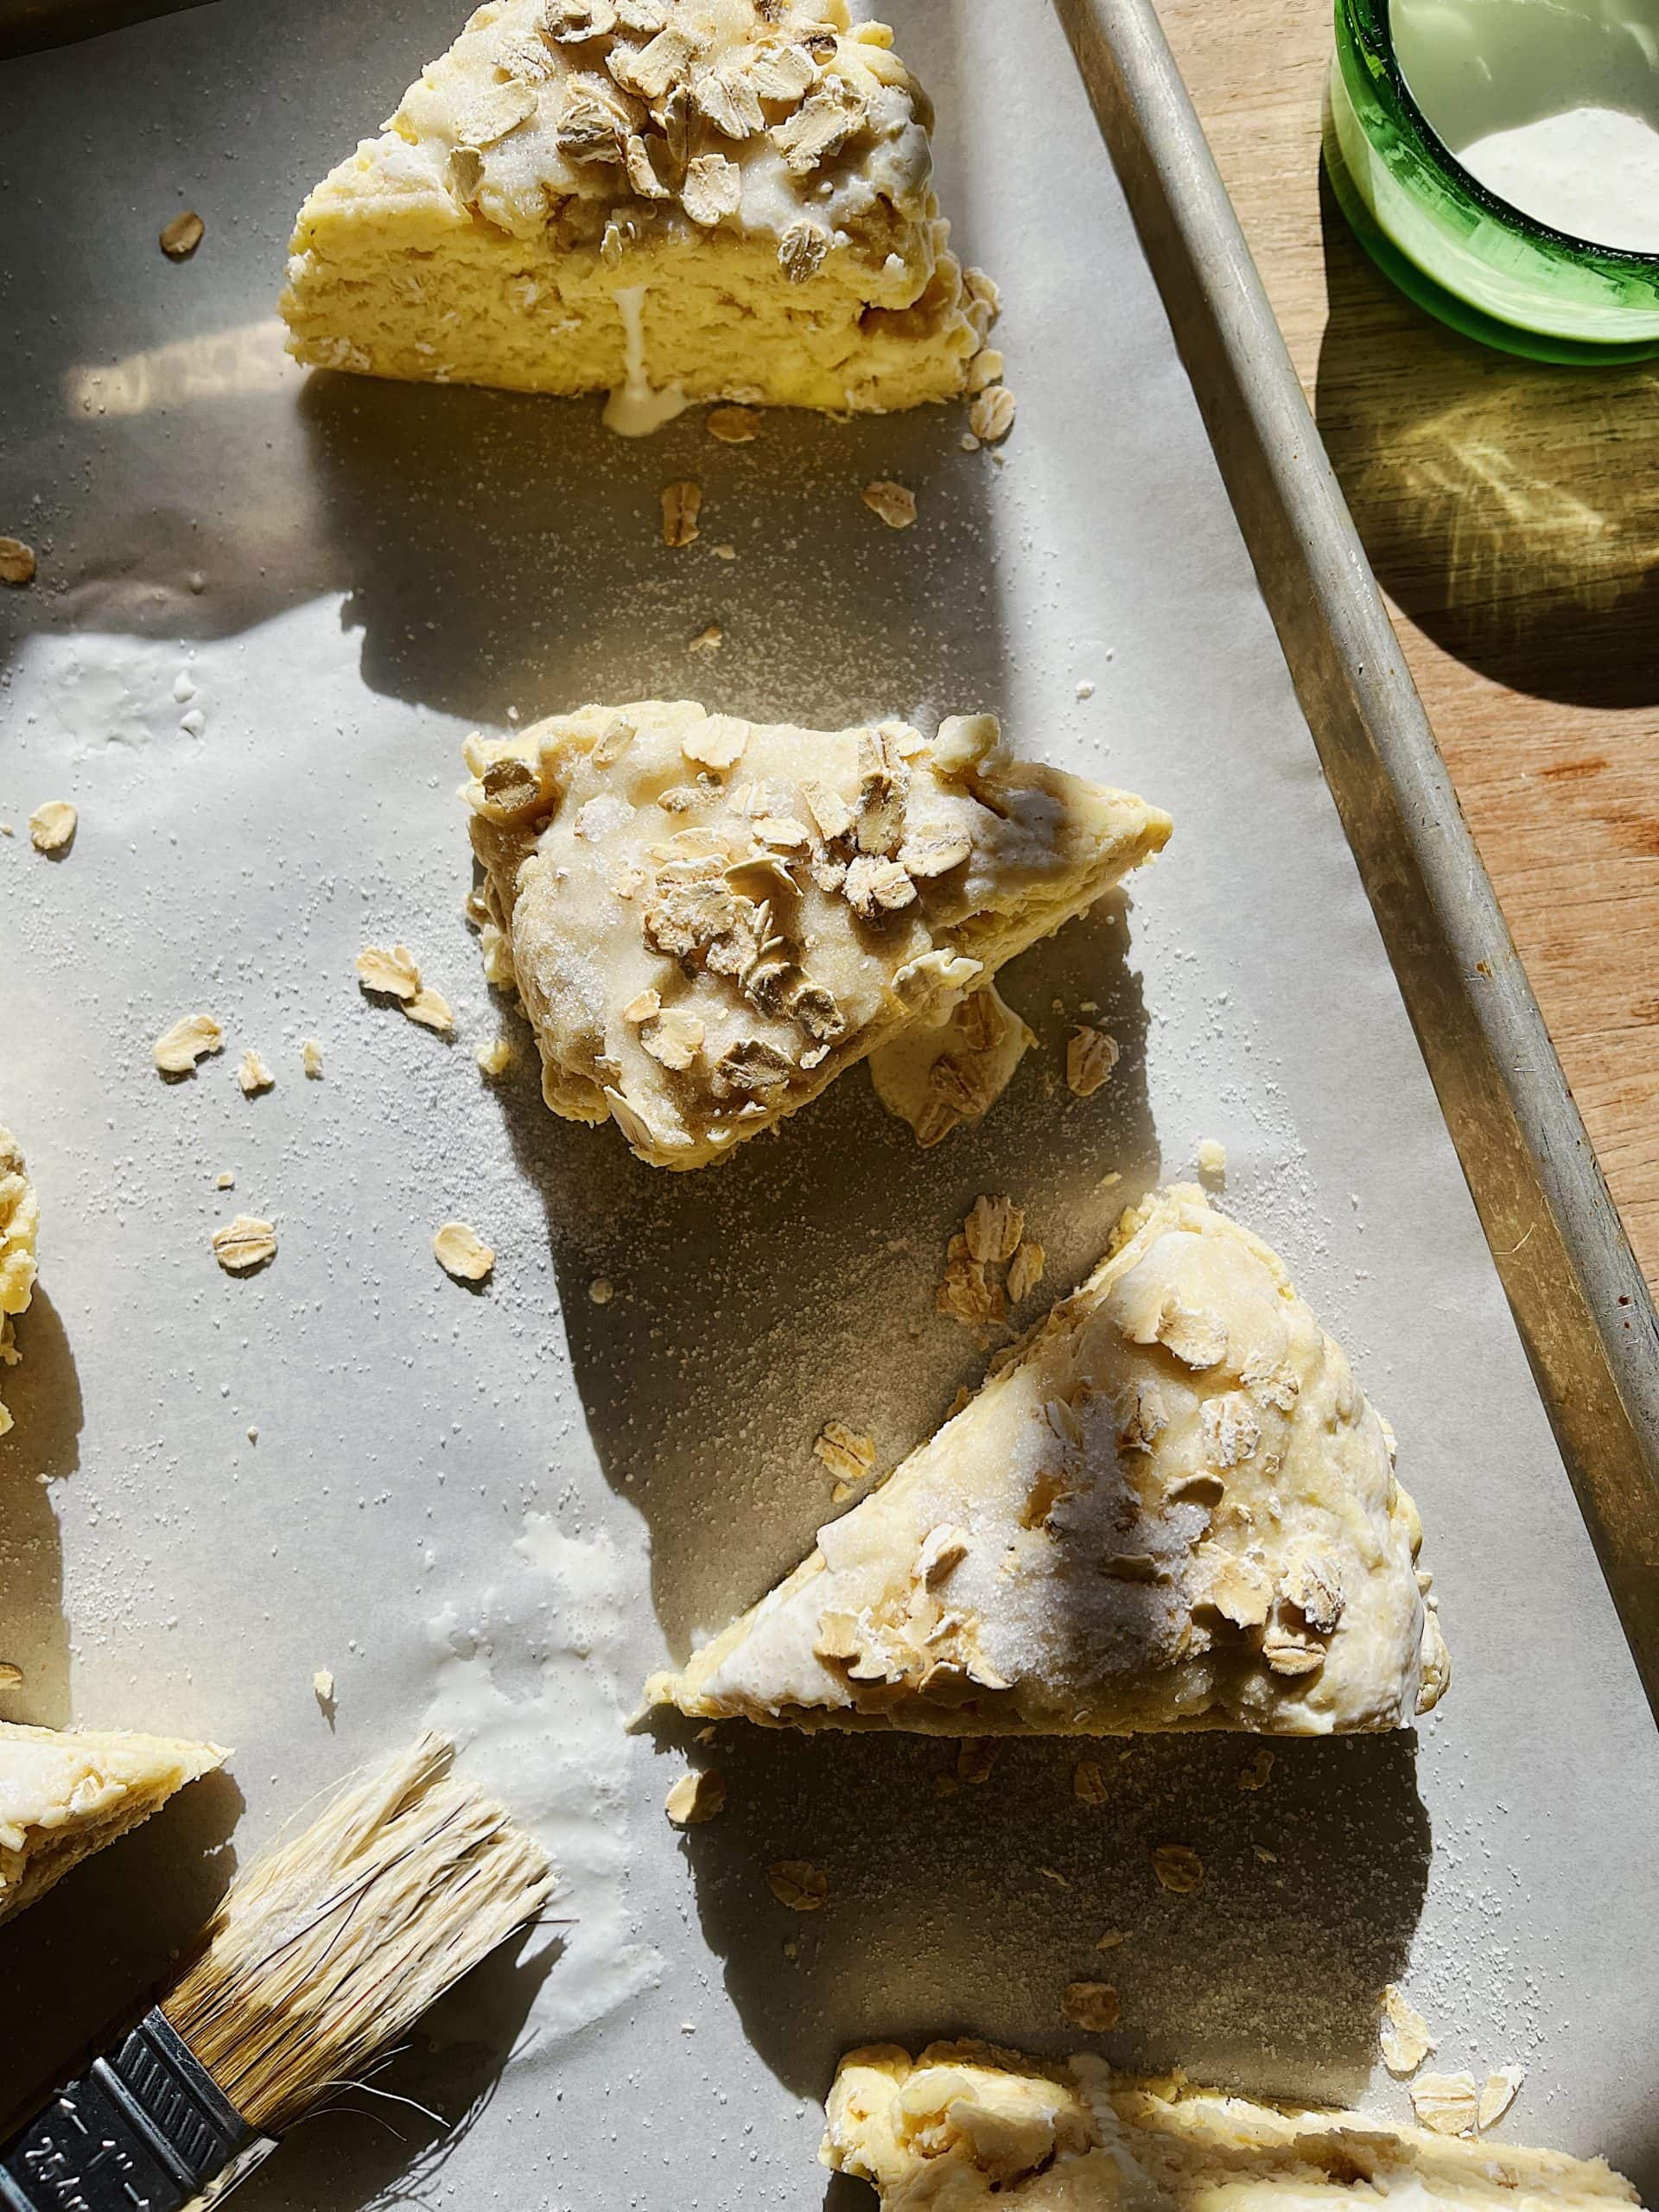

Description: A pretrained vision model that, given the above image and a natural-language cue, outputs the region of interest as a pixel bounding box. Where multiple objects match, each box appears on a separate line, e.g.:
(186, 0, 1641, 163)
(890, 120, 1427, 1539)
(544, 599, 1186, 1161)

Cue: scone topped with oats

(649, 1185, 1448, 1730)
(0, 1722, 226, 1926)
(463, 702, 1171, 1170)
(824, 2044, 1640, 2212)
(0, 1125, 40, 1439)
(281, 0, 995, 427)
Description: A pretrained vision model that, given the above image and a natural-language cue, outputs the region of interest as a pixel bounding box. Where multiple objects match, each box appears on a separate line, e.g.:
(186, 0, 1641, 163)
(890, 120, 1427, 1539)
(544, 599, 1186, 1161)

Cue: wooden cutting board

(1156, 0, 1659, 1292)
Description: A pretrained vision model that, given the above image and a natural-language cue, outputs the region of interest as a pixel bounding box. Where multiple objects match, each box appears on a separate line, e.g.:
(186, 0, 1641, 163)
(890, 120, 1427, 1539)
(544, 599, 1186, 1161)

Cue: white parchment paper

(2, 1, 1656, 2203)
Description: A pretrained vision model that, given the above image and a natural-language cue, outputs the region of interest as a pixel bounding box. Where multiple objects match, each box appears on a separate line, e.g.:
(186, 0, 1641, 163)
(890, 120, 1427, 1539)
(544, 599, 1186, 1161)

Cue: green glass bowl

(1325, 0, 1659, 362)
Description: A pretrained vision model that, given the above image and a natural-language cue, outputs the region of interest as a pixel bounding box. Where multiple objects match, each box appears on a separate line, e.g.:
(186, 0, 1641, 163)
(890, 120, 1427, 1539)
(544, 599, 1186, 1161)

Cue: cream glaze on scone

(464, 702, 1171, 1170)
(0, 1125, 39, 1439)
(281, 0, 994, 420)
(0, 1723, 226, 1925)
(650, 1185, 1449, 1732)
(823, 2044, 1641, 2212)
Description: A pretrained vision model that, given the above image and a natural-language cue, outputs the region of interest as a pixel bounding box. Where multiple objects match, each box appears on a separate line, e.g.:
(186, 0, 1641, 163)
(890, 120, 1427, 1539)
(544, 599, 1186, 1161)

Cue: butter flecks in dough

(823, 2044, 1640, 2212)
(280, 0, 988, 425)
(649, 1185, 1448, 1732)
(0, 1722, 226, 1925)
(869, 983, 1036, 1147)
(0, 1126, 40, 1439)
(463, 702, 1170, 1172)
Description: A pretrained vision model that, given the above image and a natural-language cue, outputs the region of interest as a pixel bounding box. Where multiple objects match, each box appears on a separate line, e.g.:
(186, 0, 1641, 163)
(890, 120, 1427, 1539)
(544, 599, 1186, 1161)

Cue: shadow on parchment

(297, 368, 1012, 733)
(0, 1287, 84, 1728)
(1313, 159, 1659, 711)
(227, 1928, 564, 2212)
(488, 896, 1155, 1657)
(646, 1721, 1430, 2112)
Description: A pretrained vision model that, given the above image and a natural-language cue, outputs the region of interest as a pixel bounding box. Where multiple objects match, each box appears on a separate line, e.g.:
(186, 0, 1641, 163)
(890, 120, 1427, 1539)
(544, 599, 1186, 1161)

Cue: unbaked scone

(0, 1125, 40, 1440)
(823, 2044, 1640, 2212)
(281, 0, 992, 427)
(0, 1722, 226, 1925)
(465, 703, 1170, 1171)
(649, 1185, 1447, 1732)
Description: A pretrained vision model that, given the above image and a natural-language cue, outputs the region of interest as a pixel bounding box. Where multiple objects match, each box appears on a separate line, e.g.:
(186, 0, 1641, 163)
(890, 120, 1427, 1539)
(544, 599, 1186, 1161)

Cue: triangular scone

(824, 2044, 1640, 2212)
(281, 1, 992, 426)
(0, 1723, 226, 1926)
(465, 705, 1170, 1171)
(0, 1125, 40, 1440)
(649, 1185, 1448, 1730)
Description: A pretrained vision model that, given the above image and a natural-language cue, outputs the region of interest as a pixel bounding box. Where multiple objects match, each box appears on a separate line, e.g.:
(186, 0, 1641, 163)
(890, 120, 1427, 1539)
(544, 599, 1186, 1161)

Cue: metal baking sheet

(2, 1, 1656, 2202)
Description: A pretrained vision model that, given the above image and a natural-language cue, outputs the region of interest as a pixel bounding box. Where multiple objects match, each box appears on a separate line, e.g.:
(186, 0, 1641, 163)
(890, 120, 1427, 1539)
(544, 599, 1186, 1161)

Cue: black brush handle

(0, 2010, 272, 2212)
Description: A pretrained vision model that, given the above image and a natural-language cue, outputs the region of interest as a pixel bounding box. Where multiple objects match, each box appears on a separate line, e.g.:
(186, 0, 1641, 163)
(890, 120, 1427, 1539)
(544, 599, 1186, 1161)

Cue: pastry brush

(0, 1731, 553, 2212)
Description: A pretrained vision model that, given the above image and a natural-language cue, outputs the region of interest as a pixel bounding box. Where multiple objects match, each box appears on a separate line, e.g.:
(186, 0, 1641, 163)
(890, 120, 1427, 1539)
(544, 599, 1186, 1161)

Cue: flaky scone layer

(650, 1185, 1447, 1732)
(824, 2044, 1639, 2212)
(0, 1723, 226, 1925)
(465, 702, 1170, 1170)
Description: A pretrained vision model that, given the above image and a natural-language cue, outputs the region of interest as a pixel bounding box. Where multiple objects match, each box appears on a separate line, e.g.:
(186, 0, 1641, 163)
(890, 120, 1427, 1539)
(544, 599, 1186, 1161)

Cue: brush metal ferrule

(0, 2010, 273, 2212)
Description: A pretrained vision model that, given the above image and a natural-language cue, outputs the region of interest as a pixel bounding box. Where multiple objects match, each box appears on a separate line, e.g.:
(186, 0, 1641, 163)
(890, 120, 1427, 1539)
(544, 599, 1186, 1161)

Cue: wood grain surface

(1155, 0, 1659, 1290)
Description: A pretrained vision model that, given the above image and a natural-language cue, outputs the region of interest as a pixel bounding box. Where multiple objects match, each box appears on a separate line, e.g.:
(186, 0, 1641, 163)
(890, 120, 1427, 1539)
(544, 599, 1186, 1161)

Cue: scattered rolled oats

(0, 1662, 24, 1689)
(212, 1215, 276, 1273)
(661, 480, 702, 548)
(970, 385, 1017, 442)
(1007, 1240, 1045, 1303)
(1061, 1982, 1120, 2032)
(664, 1768, 726, 1826)
(965, 1193, 1024, 1266)
(28, 801, 76, 853)
(154, 1013, 224, 1075)
(1238, 1748, 1275, 1792)
(1073, 1758, 1109, 1805)
(937, 1236, 1006, 1333)
(862, 480, 917, 531)
(641, 1007, 705, 1070)
(1151, 1843, 1203, 1893)
(588, 1276, 615, 1305)
(967, 349, 1006, 393)
(1379, 1985, 1435, 2075)
(707, 404, 760, 443)
(1478, 2068, 1524, 2129)
(1066, 1025, 1119, 1098)
(957, 1738, 997, 1786)
(237, 1049, 275, 1096)
(0, 538, 37, 587)
(434, 1221, 494, 1281)
(687, 621, 723, 654)
(301, 1039, 324, 1077)
(778, 217, 829, 281)
(814, 1421, 875, 1484)
(356, 944, 422, 1001)
(844, 854, 915, 918)
(766, 1859, 828, 1910)
(1096, 1929, 1128, 1950)
(215, 1171, 234, 1189)
(160, 210, 205, 258)
(772, 77, 868, 175)
(405, 985, 454, 1033)
(681, 713, 747, 769)
(801, 778, 854, 843)
(681, 151, 742, 226)
(1410, 2073, 1479, 2136)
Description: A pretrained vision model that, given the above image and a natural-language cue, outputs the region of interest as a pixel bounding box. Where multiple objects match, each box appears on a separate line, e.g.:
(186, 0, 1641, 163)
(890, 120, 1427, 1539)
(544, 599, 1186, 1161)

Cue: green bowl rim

(1341, 0, 1659, 273)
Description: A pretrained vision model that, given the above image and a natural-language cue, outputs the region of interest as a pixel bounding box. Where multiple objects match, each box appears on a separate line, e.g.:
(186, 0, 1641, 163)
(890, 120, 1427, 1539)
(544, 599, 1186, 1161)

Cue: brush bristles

(162, 1732, 553, 2133)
